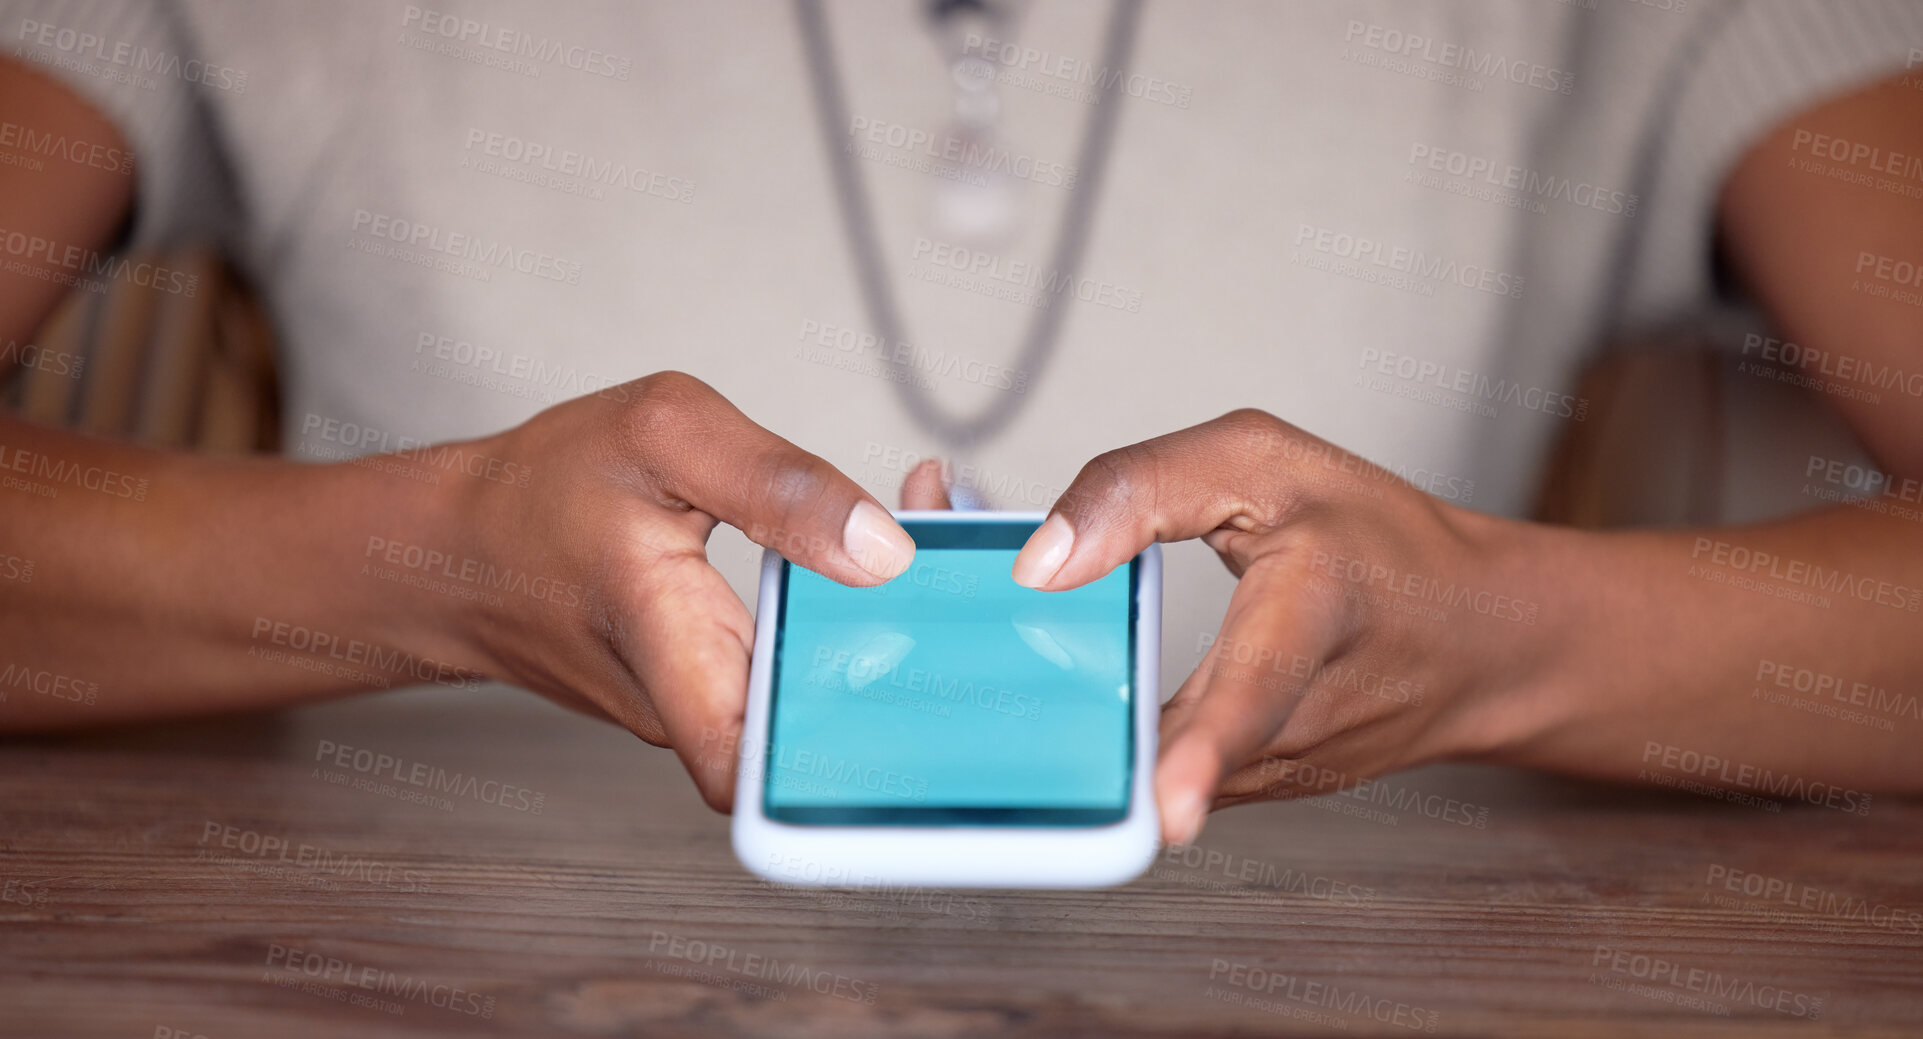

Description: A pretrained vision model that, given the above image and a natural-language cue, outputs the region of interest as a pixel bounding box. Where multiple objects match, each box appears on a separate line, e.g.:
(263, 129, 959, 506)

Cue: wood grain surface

(2, 685, 1920, 1038)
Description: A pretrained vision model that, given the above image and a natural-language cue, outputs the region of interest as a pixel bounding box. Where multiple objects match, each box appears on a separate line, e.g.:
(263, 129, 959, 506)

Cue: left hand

(994, 410, 1551, 845)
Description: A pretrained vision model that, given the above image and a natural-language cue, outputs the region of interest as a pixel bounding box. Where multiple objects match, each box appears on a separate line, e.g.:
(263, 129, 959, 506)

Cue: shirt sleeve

(1621, 0, 1923, 326)
(7, 0, 239, 252)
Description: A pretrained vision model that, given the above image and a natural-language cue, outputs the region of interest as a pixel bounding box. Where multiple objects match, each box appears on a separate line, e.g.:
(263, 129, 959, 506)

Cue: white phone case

(731, 510, 1161, 889)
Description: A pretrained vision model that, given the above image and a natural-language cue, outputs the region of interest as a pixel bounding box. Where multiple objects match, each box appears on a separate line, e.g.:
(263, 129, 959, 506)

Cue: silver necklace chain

(794, 0, 1144, 454)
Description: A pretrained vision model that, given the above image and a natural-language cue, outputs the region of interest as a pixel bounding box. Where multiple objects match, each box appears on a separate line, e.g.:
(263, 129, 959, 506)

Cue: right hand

(435, 371, 915, 810)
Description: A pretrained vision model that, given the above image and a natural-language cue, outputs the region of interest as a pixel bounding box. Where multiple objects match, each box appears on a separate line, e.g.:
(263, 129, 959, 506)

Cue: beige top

(13, 0, 1921, 653)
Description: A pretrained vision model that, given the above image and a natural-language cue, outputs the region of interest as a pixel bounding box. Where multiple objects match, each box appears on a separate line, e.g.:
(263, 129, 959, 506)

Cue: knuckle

(614, 371, 721, 492)
(743, 449, 838, 555)
(636, 369, 712, 404)
(1218, 408, 1286, 451)
(1217, 410, 1308, 499)
(628, 710, 671, 747)
(1220, 758, 1292, 799)
(1066, 444, 1156, 515)
(750, 447, 831, 511)
(1215, 412, 1306, 525)
(588, 670, 671, 746)
(620, 371, 714, 441)
(1220, 407, 1281, 432)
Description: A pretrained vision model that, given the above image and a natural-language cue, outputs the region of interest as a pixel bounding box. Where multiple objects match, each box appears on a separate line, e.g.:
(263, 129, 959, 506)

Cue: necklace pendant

(933, 55, 1018, 244)
(933, 162, 1018, 244)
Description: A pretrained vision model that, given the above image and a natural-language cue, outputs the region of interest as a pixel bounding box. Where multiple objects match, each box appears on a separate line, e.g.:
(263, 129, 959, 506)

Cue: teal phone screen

(764, 517, 1137, 825)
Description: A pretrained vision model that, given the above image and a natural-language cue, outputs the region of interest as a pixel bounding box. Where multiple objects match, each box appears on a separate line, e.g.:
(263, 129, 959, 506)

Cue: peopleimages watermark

(1356, 347, 1585, 422)
(1, 876, 53, 908)
(1753, 658, 1918, 733)
(1238, 423, 1476, 504)
(1341, 20, 1574, 95)
(199, 821, 429, 894)
(0, 226, 197, 297)
(695, 725, 929, 804)
(397, 5, 631, 80)
(757, 852, 991, 921)
(411, 330, 626, 404)
(15, 18, 248, 93)
(807, 646, 1040, 720)
(909, 235, 1143, 312)
(796, 318, 1030, 395)
(1154, 843, 1377, 908)
(264, 943, 495, 1018)
(1803, 454, 1923, 521)
(794, 321, 933, 390)
(959, 32, 1193, 108)
(848, 116, 1076, 189)
(362, 535, 585, 611)
(1687, 537, 1922, 613)
(872, 560, 979, 601)
(459, 128, 691, 204)
(1196, 632, 1425, 707)
(861, 441, 1066, 509)
(0, 662, 99, 707)
(649, 929, 879, 1005)
(298, 412, 533, 488)
(346, 208, 584, 286)
(314, 738, 546, 814)
(1614, 0, 1691, 13)
(0, 338, 85, 380)
(1701, 863, 1922, 935)
(1406, 143, 1637, 217)
(0, 549, 31, 584)
(1590, 945, 1823, 1019)
(1309, 549, 1539, 626)
(1787, 127, 1923, 201)
(1207, 959, 1441, 1032)
(249, 615, 481, 692)
(0, 119, 132, 176)
(1639, 741, 1872, 815)
(1255, 758, 1492, 829)
(1292, 222, 1525, 299)
(1854, 250, 1923, 308)
(0, 441, 149, 502)
(1739, 332, 1923, 405)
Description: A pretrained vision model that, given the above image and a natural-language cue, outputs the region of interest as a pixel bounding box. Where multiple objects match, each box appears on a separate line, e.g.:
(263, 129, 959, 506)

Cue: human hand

(443, 372, 916, 809)
(1010, 411, 1548, 844)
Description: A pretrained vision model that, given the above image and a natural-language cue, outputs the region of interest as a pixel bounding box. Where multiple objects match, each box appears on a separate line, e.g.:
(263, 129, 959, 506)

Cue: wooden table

(3, 685, 1920, 1038)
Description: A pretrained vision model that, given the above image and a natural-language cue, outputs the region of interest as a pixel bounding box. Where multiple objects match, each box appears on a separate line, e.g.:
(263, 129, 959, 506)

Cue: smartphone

(731, 511, 1161, 889)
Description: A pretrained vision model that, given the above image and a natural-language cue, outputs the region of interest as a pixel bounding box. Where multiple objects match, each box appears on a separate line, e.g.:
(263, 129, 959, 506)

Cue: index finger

(1012, 410, 1317, 590)
(618, 371, 915, 586)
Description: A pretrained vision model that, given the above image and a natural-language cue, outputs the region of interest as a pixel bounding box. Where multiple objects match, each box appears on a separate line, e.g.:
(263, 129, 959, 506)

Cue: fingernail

(1167, 790, 1210, 846)
(1012, 513, 1074, 588)
(843, 500, 914, 580)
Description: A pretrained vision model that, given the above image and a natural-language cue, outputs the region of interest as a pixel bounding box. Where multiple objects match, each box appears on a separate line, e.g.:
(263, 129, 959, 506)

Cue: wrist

(321, 434, 501, 684)
(1429, 506, 1592, 765)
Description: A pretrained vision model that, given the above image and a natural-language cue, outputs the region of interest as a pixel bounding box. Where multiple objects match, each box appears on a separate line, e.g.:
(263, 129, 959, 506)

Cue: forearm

(0, 416, 484, 728)
(1477, 505, 1923, 799)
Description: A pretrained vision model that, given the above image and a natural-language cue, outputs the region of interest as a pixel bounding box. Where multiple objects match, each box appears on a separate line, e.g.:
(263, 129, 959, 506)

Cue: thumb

(1013, 411, 1286, 590)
